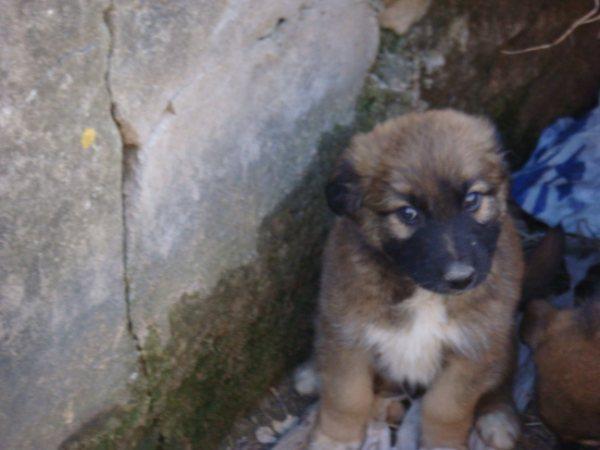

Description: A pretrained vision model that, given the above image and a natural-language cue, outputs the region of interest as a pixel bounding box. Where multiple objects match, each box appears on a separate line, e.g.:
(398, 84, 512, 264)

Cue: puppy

(309, 110, 524, 450)
(522, 298, 600, 448)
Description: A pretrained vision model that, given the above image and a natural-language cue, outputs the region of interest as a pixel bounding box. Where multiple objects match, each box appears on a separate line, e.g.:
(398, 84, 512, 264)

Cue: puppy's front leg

(309, 346, 374, 450)
(421, 356, 500, 450)
(470, 384, 520, 450)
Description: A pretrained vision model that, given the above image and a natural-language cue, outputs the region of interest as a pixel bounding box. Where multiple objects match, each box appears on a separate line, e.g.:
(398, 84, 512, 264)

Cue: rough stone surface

(366, 0, 600, 167)
(109, 0, 379, 346)
(0, 0, 380, 448)
(0, 2, 139, 449)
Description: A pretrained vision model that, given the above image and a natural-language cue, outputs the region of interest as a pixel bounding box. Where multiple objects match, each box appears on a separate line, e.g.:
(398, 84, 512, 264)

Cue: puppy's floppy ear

(325, 159, 362, 216)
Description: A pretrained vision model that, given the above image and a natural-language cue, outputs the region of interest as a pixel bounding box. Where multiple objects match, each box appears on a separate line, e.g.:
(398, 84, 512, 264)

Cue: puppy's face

(327, 110, 508, 294)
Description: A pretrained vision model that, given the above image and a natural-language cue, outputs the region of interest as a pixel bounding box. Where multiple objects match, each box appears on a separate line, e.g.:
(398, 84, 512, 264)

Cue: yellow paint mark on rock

(81, 127, 97, 149)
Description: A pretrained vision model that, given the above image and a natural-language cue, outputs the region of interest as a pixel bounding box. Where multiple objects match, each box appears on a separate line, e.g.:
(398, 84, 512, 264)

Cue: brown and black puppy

(522, 298, 600, 448)
(310, 110, 524, 450)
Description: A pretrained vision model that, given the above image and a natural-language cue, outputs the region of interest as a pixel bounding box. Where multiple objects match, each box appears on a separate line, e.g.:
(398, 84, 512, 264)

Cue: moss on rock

(131, 126, 351, 449)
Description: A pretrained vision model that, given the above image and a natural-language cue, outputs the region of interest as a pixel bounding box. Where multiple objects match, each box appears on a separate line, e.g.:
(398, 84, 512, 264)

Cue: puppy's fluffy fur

(310, 110, 524, 450)
(522, 298, 600, 447)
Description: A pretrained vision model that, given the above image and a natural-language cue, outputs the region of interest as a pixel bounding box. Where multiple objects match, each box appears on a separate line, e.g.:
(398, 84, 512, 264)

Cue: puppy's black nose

(444, 262, 475, 290)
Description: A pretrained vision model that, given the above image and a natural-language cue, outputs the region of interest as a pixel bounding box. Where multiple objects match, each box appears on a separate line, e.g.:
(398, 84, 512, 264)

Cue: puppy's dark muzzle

(383, 215, 499, 295)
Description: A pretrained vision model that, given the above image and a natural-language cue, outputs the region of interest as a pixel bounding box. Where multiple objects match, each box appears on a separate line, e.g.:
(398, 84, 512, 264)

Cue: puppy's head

(327, 110, 508, 294)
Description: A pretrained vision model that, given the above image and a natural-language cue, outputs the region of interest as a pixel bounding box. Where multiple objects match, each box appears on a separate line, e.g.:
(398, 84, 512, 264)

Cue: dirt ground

(220, 372, 316, 450)
(222, 370, 559, 450)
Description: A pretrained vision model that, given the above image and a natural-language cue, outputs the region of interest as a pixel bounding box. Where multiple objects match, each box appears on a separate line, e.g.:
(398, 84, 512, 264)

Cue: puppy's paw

(294, 361, 319, 396)
(470, 410, 519, 450)
(308, 429, 361, 450)
(308, 422, 393, 450)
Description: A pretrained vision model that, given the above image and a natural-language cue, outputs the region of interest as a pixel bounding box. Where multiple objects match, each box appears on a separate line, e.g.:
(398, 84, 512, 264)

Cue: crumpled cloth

(512, 93, 600, 238)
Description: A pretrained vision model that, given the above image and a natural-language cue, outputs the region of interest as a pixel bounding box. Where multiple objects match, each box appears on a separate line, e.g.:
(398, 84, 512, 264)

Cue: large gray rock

(1, 0, 379, 448)
(108, 0, 379, 345)
(0, 2, 138, 449)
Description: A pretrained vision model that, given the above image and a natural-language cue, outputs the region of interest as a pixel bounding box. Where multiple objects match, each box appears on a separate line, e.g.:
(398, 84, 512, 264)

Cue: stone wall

(1, 0, 598, 449)
(0, 3, 137, 449)
(0, 1, 378, 449)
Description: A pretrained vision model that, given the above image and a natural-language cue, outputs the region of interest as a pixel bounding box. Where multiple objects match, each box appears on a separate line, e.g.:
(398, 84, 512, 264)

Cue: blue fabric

(512, 93, 600, 238)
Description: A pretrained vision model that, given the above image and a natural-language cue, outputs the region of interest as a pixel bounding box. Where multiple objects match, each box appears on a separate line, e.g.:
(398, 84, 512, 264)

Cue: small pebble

(256, 426, 277, 444)
(272, 414, 298, 434)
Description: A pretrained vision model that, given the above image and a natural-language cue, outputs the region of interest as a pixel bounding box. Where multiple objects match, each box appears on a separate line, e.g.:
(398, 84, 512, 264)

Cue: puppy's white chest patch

(363, 290, 466, 386)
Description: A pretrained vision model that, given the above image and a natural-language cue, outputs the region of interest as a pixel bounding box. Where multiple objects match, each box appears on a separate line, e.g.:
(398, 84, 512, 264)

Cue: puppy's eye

(464, 192, 483, 212)
(397, 206, 419, 225)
